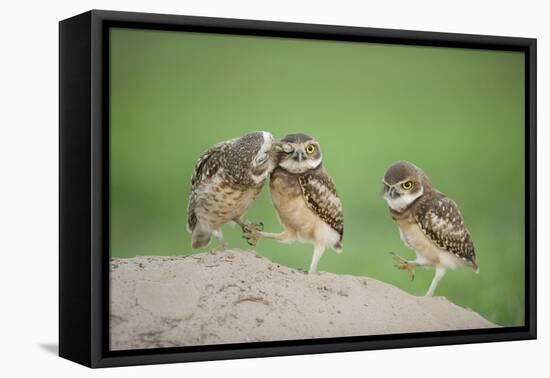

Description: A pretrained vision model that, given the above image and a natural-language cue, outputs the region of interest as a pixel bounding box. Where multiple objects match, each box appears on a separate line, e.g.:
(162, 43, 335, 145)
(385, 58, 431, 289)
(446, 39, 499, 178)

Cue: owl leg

(212, 229, 228, 250)
(233, 217, 264, 234)
(389, 252, 417, 280)
(308, 244, 325, 274)
(242, 229, 295, 246)
(425, 265, 446, 297)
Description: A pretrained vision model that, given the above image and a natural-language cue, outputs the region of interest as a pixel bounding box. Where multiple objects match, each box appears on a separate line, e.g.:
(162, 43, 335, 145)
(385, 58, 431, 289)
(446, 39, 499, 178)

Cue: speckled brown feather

(413, 192, 477, 268)
(186, 132, 269, 233)
(298, 166, 344, 241)
(187, 142, 225, 232)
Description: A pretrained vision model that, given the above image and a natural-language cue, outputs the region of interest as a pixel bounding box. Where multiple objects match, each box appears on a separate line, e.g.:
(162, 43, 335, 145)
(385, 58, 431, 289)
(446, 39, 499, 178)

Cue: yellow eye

(401, 181, 413, 190)
(306, 144, 315, 154)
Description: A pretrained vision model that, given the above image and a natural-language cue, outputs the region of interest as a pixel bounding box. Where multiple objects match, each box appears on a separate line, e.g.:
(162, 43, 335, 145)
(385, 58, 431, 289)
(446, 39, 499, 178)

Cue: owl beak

(292, 150, 306, 162)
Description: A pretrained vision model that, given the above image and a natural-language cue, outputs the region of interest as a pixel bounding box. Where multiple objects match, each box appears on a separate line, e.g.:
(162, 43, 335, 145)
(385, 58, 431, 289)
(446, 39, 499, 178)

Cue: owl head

(382, 161, 433, 212)
(232, 131, 276, 182)
(273, 133, 322, 174)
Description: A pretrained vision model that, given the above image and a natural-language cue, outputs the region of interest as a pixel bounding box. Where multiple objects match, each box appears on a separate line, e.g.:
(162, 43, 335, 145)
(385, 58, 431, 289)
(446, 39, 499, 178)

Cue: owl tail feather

(191, 228, 212, 249)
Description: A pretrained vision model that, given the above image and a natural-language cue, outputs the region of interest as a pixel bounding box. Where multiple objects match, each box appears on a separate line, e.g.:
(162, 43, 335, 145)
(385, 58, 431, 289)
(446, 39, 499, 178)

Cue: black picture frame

(59, 9, 537, 368)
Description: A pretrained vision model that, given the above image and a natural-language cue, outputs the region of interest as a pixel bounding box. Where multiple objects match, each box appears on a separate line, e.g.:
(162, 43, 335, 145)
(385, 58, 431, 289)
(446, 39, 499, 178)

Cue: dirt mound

(110, 250, 496, 350)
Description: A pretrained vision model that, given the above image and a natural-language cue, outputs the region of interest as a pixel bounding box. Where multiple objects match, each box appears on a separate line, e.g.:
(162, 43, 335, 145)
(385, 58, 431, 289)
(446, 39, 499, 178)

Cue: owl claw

(240, 220, 264, 234)
(243, 226, 260, 246)
(242, 230, 261, 246)
(248, 221, 264, 232)
(389, 252, 416, 281)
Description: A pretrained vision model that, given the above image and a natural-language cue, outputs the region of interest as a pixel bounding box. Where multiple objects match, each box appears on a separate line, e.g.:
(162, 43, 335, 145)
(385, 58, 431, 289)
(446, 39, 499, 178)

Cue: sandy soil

(110, 250, 496, 350)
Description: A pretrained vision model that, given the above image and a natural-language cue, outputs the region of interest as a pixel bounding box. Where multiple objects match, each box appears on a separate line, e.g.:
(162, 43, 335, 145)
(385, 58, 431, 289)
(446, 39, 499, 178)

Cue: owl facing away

(382, 160, 477, 296)
(187, 131, 276, 249)
(244, 133, 344, 273)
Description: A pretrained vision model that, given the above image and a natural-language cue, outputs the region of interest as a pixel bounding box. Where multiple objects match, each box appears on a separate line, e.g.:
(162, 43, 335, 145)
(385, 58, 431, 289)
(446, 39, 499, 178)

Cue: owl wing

(187, 142, 228, 231)
(414, 193, 477, 268)
(190, 142, 228, 188)
(298, 169, 344, 241)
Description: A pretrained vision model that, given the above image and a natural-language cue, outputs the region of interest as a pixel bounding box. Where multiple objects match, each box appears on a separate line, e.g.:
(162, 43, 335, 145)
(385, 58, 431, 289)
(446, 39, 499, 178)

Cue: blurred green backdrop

(110, 28, 525, 327)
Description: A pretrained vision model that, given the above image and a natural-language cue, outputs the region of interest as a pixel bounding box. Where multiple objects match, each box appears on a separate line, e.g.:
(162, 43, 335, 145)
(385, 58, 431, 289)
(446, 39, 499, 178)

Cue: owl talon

(254, 221, 264, 231)
(389, 252, 416, 281)
(245, 237, 257, 246)
(240, 220, 264, 234)
(242, 230, 260, 246)
(247, 221, 264, 232)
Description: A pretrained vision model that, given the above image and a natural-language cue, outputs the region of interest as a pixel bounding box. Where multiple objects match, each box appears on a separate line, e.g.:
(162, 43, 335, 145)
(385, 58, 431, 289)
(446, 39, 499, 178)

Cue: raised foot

(242, 229, 262, 246)
(389, 252, 416, 281)
(240, 221, 264, 246)
(240, 221, 264, 233)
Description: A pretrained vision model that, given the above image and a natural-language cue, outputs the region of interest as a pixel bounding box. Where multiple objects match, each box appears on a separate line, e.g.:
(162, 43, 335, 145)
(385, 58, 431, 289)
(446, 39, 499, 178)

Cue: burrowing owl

(382, 161, 478, 296)
(244, 133, 344, 273)
(186, 131, 277, 249)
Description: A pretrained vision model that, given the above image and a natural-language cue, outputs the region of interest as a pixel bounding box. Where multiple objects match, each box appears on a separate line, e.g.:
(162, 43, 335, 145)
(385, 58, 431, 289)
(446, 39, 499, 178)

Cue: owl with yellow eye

(244, 133, 344, 274)
(382, 160, 478, 296)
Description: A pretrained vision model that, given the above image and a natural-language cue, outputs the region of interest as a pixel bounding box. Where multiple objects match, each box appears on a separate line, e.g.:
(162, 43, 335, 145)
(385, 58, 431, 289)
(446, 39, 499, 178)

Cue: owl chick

(382, 161, 478, 296)
(186, 131, 277, 249)
(244, 133, 344, 274)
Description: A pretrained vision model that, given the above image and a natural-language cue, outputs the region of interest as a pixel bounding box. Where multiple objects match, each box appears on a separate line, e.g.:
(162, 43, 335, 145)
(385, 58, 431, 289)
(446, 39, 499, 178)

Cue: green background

(110, 28, 525, 327)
